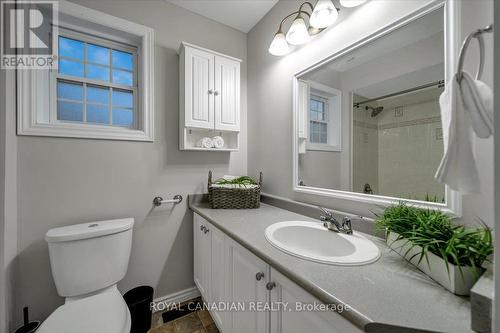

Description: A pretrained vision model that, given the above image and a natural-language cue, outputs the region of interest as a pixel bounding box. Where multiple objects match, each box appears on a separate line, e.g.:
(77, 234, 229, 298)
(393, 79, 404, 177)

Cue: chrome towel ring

(456, 24, 493, 82)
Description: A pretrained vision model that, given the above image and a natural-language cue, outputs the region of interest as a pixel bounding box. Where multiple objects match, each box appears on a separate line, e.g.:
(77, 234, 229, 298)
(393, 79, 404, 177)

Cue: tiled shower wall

(353, 97, 445, 201)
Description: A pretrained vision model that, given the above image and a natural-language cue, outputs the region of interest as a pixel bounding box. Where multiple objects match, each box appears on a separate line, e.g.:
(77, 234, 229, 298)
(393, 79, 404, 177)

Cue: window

(56, 34, 136, 128)
(306, 82, 342, 152)
(309, 95, 329, 144)
(17, 0, 154, 141)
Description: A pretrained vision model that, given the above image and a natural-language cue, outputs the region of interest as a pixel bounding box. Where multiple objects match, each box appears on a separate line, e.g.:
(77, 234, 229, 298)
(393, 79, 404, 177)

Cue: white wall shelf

(179, 42, 241, 151)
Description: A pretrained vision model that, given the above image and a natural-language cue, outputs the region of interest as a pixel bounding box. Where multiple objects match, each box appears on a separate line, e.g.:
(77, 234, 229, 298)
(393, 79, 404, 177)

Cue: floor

(149, 298, 219, 333)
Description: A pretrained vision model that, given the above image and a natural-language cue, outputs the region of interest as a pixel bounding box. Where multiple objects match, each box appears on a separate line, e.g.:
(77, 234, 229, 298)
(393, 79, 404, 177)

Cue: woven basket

(208, 171, 262, 209)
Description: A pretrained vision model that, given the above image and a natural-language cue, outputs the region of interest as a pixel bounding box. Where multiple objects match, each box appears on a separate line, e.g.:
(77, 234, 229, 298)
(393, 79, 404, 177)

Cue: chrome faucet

(319, 207, 353, 235)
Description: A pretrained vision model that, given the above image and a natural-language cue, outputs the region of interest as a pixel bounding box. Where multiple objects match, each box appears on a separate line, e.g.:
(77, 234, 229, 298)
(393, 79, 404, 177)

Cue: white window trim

(17, 0, 155, 141)
(306, 81, 342, 152)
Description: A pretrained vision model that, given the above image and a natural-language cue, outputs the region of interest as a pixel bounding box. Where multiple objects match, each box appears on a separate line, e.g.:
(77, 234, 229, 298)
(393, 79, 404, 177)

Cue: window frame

(306, 82, 342, 152)
(309, 94, 329, 144)
(51, 28, 139, 129)
(17, 0, 155, 141)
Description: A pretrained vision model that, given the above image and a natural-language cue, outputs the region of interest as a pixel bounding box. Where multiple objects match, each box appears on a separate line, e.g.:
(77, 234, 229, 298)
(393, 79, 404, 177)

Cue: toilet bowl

(38, 218, 134, 333)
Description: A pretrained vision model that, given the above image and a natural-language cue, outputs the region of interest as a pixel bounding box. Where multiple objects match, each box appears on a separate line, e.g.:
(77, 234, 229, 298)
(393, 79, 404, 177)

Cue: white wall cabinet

(193, 213, 361, 333)
(180, 43, 241, 151)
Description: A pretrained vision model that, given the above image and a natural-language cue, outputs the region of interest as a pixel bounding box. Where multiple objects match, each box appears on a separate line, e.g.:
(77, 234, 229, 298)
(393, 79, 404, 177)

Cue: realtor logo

(1, 0, 58, 69)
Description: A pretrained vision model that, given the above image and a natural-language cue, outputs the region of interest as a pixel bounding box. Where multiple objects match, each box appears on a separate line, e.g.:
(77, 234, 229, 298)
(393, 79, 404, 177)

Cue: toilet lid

(38, 287, 130, 333)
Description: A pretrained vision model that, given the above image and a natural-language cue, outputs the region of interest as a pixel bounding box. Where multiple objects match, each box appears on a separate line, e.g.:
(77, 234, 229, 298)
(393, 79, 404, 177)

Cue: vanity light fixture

(339, 0, 367, 8)
(286, 15, 312, 45)
(310, 0, 339, 28)
(268, 0, 369, 56)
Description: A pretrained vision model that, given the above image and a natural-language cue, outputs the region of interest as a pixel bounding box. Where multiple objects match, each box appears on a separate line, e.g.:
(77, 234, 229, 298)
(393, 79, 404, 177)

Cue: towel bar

(153, 195, 183, 206)
(457, 24, 493, 82)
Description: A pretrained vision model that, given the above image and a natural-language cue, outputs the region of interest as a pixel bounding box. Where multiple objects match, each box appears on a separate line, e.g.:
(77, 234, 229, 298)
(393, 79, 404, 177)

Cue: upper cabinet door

(215, 56, 240, 132)
(183, 47, 215, 129)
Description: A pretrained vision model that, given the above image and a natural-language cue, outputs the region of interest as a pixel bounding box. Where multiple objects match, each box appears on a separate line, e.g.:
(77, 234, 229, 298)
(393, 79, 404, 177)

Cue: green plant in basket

(375, 203, 493, 279)
(214, 176, 258, 187)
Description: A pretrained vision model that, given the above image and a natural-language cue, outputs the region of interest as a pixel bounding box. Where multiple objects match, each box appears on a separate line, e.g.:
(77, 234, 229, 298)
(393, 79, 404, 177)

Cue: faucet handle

(318, 207, 333, 217)
(342, 217, 353, 235)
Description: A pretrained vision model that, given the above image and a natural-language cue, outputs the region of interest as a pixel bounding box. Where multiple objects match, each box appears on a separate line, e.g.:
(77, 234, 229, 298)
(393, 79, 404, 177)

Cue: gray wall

(247, 0, 494, 226)
(13, 0, 247, 326)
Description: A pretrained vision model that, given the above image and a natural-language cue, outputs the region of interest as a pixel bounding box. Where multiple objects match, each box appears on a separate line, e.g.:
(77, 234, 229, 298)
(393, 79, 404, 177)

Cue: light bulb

(286, 16, 311, 45)
(268, 31, 290, 56)
(339, 0, 367, 8)
(310, 0, 338, 29)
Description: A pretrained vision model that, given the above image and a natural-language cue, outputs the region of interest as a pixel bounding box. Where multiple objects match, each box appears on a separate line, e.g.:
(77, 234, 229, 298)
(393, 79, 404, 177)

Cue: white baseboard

(153, 286, 200, 307)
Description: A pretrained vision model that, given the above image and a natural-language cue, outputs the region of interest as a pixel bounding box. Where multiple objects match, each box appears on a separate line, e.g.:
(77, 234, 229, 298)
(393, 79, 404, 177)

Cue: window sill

(306, 143, 341, 152)
(18, 122, 153, 141)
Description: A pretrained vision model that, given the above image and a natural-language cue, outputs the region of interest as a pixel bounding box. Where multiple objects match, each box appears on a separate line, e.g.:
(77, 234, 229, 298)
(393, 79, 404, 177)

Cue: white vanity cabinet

(193, 213, 361, 333)
(179, 42, 241, 151)
(224, 237, 269, 333)
(269, 268, 363, 333)
(193, 214, 212, 299)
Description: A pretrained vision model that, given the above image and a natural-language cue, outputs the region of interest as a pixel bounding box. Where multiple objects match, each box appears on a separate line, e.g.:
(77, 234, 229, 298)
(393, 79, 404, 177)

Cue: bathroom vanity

(189, 199, 472, 333)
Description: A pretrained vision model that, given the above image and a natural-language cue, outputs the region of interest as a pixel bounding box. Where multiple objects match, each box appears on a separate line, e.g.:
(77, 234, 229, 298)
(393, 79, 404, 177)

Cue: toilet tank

(45, 218, 134, 297)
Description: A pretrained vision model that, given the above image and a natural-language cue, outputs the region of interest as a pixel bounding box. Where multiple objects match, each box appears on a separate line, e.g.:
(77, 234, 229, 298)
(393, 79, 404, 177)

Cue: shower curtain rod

(353, 79, 445, 107)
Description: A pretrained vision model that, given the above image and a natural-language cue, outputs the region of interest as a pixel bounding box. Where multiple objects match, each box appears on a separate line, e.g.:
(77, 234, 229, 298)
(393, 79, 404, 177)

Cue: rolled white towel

(212, 136, 225, 149)
(197, 137, 213, 149)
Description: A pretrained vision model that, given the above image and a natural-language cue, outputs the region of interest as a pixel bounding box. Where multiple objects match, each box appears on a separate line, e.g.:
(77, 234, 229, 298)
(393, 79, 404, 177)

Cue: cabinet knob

(266, 282, 276, 290)
(200, 225, 205, 231)
(255, 272, 265, 281)
(214, 90, 219, 96)
(204, 228, 209, 234)
(208, 89, 214, 95)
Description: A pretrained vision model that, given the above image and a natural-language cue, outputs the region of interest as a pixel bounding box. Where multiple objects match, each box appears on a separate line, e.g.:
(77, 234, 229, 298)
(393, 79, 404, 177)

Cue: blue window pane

(87, 86, 109, 104)
(57, 81, 83, 101)
(87, 44, 110, 65)
(58, 101, 83, 122)
(59, 59, 84, 77)
(59, 37, 84, 60)
(112, 70, 133, 86)
(87, 104, 110, 124)
(112, 108, 133, 127)
(86, 64, 110, 81)
(112, 90, 133, 108)
(112, 50, 133, 70)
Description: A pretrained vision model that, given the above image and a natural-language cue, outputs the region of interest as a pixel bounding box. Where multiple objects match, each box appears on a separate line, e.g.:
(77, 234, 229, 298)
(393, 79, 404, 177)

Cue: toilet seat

(38, 286, 131, 333)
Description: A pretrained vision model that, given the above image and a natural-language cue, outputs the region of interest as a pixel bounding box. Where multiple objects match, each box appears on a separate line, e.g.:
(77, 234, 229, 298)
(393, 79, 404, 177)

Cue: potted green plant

(375, 203, 493, 295)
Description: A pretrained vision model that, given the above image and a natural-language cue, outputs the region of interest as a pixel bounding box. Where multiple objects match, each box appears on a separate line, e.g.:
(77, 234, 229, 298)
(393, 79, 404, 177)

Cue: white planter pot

(386, 232, 480, 295)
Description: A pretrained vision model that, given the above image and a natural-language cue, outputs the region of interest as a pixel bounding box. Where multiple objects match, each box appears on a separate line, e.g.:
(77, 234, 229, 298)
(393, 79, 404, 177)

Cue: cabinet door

(214, 56, 240, 131)
(269, 268, 363, 333)
(225, 238, 269, 333)
(193, 214, 211, 299)
(210, 224, 226, 329)
(183, 47, 215, 129)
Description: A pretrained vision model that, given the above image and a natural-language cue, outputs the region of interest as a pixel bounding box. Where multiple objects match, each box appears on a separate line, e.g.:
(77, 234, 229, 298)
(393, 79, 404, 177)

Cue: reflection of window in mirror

(306, 82, 342, 152)
(310, 95, 328, 144)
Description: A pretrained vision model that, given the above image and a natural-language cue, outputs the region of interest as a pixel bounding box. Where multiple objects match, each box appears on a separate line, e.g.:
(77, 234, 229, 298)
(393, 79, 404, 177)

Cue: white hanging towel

(435, 71, 493, 193)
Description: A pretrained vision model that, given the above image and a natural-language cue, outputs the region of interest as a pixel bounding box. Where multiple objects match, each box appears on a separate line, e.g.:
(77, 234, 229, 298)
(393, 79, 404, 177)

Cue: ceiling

(165, 0, 279, 33)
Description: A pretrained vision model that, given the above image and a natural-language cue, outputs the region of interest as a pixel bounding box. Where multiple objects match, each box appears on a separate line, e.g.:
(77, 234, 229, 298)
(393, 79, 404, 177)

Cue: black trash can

(124, 286, 154, 333)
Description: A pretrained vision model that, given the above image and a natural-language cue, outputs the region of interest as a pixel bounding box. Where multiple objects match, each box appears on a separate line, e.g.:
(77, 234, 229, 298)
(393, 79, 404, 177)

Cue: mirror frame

(292, 0, 462, 216)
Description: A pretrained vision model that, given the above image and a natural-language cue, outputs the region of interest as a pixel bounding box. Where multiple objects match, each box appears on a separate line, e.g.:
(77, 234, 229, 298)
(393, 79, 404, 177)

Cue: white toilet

(38, 218, 134, 333)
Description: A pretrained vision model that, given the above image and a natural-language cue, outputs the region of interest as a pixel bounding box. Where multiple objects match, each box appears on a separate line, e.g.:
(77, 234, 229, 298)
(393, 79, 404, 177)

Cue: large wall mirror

(293, 1, 461, 215)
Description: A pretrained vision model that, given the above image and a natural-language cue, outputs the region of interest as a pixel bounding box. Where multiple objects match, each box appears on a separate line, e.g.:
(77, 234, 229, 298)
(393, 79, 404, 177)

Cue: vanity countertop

(189, 200, 472, 333)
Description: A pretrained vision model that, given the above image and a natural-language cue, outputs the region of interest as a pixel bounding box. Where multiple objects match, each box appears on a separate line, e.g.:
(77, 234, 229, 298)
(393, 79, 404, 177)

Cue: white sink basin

(265, 221, 381, 266)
